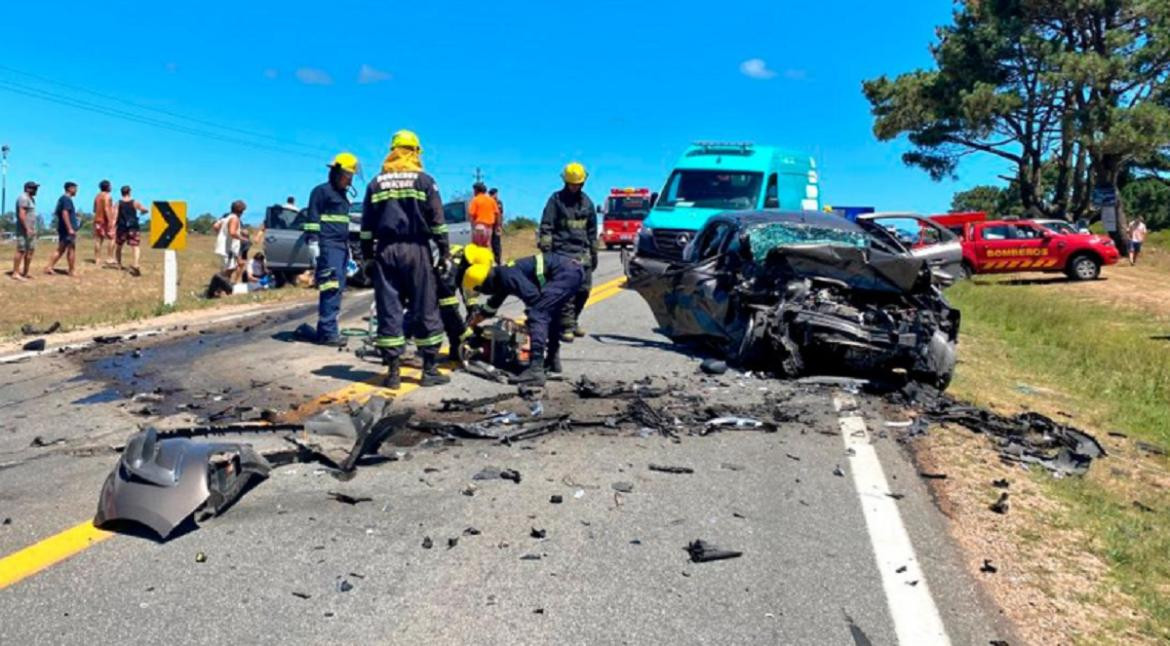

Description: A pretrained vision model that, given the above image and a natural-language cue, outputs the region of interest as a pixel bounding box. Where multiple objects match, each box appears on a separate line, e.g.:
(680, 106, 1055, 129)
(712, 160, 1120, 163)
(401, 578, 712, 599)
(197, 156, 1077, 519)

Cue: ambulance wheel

(1066, 254, 1100, 281)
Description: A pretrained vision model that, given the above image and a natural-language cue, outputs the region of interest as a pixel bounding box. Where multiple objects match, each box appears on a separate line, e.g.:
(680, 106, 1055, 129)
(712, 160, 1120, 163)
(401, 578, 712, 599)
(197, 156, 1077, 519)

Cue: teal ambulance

(635, 142, 821, 259)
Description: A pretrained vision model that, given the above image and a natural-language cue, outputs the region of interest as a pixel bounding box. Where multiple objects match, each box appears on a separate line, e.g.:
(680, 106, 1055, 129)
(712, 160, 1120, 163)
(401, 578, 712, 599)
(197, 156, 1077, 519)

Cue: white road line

(834, 393, 951, 645)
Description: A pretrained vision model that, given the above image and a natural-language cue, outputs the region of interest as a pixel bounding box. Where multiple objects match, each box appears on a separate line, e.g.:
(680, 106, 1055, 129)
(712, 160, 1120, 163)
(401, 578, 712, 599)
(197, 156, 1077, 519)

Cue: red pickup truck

(931, 217, 1120, 280)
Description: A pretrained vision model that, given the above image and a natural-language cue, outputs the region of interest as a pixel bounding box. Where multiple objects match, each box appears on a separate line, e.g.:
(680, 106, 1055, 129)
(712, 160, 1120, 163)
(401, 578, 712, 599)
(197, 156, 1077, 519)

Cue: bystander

(43, 182, 80, 277)
(8, 181, 39, 281)
(115, 185, 149, 276)
(1128, 216, 1148, 266)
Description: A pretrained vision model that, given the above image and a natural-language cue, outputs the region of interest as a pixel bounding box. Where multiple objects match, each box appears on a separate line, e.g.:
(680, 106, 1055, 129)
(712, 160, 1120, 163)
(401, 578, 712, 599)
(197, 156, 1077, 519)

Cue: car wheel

(959, 262, 974, 280)
(605, 244, 615, 251)
(1067, 254, 1101, 281)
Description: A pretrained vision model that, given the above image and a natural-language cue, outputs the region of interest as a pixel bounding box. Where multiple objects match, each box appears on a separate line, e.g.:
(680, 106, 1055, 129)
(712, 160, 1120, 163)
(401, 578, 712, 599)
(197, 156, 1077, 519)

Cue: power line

(0, 64, 334, 157)
(0, 80, 324, 160)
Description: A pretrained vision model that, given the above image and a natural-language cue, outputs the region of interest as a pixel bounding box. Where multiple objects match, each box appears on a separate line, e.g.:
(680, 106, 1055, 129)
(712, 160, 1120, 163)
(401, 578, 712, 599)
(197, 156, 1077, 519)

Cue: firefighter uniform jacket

(304, 182, 351, 246)
(539, 188, 598, 265)
(360, 170, 450, 257)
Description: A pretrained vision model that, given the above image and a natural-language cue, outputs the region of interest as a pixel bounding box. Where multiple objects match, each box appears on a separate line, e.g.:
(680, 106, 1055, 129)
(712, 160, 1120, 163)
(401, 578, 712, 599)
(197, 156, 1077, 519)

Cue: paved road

(0, 253, 1013, 645)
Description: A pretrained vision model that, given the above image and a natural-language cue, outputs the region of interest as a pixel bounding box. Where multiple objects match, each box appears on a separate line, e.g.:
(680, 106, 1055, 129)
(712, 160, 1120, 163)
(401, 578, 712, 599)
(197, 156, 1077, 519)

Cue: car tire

(605, 244, 615, 251)
(959, 262, 974, 280)
(1066, 254, 1101, 281)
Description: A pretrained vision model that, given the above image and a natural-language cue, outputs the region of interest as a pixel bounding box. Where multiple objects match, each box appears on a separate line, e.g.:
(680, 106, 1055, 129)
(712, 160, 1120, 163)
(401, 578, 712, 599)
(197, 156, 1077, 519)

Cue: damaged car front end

(627, 210, 960, 388)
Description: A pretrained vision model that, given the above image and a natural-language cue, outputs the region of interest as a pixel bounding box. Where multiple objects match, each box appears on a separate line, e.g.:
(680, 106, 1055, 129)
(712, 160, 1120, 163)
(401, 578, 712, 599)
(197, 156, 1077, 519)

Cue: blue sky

(0, 1, 1006, 224)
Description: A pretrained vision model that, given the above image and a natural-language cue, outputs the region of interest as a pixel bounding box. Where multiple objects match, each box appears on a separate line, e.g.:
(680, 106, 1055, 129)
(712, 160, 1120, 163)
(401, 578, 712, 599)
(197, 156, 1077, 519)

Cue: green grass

(948, 280, 1170, 639)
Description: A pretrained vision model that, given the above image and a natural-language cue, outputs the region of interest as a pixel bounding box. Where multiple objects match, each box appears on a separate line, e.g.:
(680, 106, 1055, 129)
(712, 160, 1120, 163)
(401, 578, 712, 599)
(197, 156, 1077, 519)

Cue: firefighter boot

(381, 352, 402, 390)
(420, 353, 450, 387)
(516, 363, 547, 386)
(543, 350, 563, 377)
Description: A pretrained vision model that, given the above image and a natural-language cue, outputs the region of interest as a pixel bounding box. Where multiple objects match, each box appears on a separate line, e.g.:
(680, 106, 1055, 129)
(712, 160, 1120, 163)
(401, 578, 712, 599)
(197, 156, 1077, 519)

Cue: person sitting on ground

(247, 252, 271, 289)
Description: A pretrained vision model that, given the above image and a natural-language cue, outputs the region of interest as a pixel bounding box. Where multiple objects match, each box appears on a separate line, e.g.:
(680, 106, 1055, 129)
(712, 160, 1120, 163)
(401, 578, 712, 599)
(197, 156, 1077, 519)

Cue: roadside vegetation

(931, 237, 1170, 643)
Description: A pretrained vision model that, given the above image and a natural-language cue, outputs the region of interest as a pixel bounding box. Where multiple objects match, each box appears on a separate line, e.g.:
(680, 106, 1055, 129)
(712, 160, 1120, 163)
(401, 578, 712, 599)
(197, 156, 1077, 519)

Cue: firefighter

(305, 152, 358, 346)
(463, 244, 585, 386)
(360, 130, 451, 388)
(538, 162, 598, 343)
(436, 244, 473, 358)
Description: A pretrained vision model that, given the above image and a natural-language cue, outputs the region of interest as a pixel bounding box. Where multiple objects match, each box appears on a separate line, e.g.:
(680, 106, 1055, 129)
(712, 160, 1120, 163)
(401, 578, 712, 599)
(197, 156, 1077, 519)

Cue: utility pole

(1, 145, 9, 219)
(473, 167, 484, 184)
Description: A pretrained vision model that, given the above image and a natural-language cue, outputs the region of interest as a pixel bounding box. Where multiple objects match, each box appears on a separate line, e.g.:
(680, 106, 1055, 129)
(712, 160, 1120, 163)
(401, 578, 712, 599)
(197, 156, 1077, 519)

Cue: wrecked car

(627, 210, 961, 388)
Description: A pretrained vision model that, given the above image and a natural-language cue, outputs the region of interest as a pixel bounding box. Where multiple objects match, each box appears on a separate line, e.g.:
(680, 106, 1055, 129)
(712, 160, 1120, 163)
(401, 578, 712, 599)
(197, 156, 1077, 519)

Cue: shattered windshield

(745, 221, 869, 262)
(658, 170, 762, 210)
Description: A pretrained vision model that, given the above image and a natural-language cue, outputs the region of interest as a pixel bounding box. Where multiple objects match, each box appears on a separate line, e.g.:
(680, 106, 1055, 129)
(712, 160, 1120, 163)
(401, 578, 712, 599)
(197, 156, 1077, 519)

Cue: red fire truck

(601, 188, 654, 249)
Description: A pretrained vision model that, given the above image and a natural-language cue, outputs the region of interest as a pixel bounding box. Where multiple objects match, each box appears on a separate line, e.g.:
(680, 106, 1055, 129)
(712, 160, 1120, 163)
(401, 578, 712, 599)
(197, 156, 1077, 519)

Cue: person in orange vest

(468, 182, 501, 263)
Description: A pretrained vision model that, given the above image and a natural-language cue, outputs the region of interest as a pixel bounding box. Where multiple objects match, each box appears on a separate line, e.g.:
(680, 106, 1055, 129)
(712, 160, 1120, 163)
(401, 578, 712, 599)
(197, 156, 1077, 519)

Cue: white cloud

(295, 68, 333, 85)
(358, 64, 392, 84)
(739, 58, 777, 80)
(263, 68, 279, 80)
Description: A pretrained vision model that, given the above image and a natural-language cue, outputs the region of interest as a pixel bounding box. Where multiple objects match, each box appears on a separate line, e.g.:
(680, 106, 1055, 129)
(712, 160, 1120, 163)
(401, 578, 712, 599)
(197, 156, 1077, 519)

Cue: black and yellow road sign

(150, 201, 187, 251)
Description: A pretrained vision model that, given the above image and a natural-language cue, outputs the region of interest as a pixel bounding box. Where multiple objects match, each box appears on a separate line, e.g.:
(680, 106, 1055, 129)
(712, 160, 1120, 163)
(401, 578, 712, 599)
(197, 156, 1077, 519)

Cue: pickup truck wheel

(1067, 254, 1101, 281)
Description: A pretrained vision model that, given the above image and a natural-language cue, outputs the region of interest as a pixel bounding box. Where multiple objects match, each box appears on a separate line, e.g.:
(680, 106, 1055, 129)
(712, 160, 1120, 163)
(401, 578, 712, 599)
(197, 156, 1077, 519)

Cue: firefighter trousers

(371, 242, 444, 360)
(559, 255, 592, 331)
(531, 262, 585, 361)
(314, 242, 348, 341)
(435, 266, 470, 348)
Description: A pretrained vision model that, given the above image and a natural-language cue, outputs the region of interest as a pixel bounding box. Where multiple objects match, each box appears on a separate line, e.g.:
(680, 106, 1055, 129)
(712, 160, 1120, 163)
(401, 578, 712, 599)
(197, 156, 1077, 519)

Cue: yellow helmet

(462, 263, 490, 293)
(391, 129, 423, 152)
(562, 162, 587, 185)
(329, 152, 359, 174)
(463, 243, 494, 268)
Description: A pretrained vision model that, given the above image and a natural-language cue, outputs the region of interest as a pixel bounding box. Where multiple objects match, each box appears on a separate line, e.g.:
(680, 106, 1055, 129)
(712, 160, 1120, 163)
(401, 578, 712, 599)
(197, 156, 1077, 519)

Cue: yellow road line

(0, 270, 632, 591)
(0, 521, 112, 590)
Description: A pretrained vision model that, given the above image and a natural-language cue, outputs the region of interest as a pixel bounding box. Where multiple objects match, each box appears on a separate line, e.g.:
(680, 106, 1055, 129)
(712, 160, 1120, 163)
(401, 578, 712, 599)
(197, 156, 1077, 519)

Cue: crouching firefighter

(360, 130, 451, 388)
(308, 152, 359, 345)
(462, 244, 585, 386)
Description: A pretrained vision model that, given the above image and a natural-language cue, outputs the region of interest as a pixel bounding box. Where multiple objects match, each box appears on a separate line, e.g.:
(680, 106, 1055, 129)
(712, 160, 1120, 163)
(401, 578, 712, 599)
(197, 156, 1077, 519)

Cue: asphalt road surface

(0, 252, 1014, 645)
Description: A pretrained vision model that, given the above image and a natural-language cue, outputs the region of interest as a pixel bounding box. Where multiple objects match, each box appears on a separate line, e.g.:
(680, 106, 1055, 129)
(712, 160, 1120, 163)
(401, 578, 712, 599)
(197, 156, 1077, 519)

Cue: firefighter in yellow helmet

(462, 243, 584, 385)
(538, 162, 598, 343)
(360, 130, 451, 388)
(305, 152, 359, 345)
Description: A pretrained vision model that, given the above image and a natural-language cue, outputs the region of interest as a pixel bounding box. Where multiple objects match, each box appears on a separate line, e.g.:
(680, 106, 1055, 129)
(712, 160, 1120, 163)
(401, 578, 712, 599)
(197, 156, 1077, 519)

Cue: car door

(866, 215, 962, 283)
(1008, 222, 1060, 270)
(972, 224, 1016, 273)
(443, 201, 472, 248)
(669, 220, 736, 340)
(262, 206, 313, 271)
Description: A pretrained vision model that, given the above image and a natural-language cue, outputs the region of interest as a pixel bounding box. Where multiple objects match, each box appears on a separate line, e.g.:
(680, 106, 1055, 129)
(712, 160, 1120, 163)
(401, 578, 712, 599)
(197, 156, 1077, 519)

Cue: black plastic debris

(699, 358, 728, 375)
(327, 492, 372, 506)
(437, 392, 516, 412)
(29, 436, 65, 448)
(533, 608, 545, 614)
(785, 453, 801, 462)
(612, 481, 635, 493)
(649, 464, 694, 474)
(685, 539, 742, 563)
(989, 493, 1010, 514)
(520, 554, 541, 561)
(463, 527, 481, 536)
(292, 591, 311, 600)
(833, 465, 845, 477)
(422, 536, 434, 549)
(549, 495, 563, 504)
(337, 579, 354, 593)
(1136, 441, 1167, 457)
(992, 479, 1010, 489)
(530, 528, 547, 539)
(980, 559, 998, 574)
(21, 339, 46, 352)
(895, 565, 907, 574)
(919, 471, 948, 480)
(898, 389, 1106, 476)
(447, 537, 459, 549)
(574, 375, 666, 399)
(720, 463, 745, 471)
